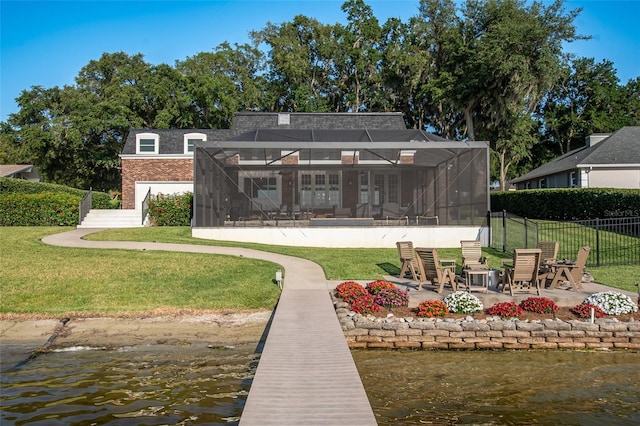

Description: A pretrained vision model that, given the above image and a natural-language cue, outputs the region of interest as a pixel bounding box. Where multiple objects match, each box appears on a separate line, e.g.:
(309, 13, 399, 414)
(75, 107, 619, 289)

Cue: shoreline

(0, 310, 272, 348)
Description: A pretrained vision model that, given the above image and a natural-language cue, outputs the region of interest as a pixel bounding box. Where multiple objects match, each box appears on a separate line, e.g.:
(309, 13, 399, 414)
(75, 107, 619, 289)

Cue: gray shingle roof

(121, 129, 232, 155)
(231, 112, 406, 132)
(122, 112, 411, 155)
(510, 126, 640, 183)
(579, 126, 640, 166)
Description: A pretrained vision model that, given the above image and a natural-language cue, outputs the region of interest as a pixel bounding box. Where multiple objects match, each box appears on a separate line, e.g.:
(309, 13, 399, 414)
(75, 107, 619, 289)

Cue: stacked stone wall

(335, 301, 640, 350)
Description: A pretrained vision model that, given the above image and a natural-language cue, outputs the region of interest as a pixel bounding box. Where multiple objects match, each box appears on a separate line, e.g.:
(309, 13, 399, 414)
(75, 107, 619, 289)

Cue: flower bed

(335, 282, 640, 323)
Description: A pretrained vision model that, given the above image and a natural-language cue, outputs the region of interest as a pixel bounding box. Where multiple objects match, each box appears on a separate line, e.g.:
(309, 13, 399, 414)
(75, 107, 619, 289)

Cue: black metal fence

(489, 211, 640, 267)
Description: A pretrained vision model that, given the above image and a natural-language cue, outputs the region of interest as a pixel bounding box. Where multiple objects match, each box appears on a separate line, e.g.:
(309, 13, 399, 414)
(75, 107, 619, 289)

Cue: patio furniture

(463, 268, 489, 293)
(548, 246, 590, 291)
(415, 247, 458, 293)
(497, 248, 543, 296)
(461, 240, 488, 270)
(396, 241, 420, 281)
(537, 241, 559, 286)
(537, 241, 559, 265)
(333, 206, 352, 218)
(355, 203, 370, 218)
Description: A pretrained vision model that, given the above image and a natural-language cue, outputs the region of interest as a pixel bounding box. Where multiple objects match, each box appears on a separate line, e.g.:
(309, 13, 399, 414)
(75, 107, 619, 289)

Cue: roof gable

(579, 127, 640, 166)
(511, 127, 640, 183)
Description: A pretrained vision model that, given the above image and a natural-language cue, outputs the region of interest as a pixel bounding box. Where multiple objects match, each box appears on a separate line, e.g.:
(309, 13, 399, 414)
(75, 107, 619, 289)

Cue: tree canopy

(1, 0, 638, 192)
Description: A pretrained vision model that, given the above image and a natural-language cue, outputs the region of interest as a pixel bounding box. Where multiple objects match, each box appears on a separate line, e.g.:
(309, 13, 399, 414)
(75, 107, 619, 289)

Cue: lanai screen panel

(193, 135, 489, 227)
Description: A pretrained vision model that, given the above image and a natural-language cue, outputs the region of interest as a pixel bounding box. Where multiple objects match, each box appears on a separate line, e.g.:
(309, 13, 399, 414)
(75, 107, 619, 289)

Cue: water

(352, 349, 640, 425)
(2, 345, 639, 425)
(1, 343, 259, 425)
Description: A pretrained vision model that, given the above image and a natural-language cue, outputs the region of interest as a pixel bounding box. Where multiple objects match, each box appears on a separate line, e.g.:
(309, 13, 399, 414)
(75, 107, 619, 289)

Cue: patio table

(463, 267, 489, 293)
(548, 261, 582, 291)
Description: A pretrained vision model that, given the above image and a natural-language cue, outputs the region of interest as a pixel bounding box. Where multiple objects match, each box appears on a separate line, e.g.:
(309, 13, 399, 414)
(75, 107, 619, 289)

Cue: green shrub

(148, 193, 193, 226)
(0, 178, 115, 225)
(491, 188, 640, 220)
(0, 192, 80, 226)
(0, 177, 112, 209)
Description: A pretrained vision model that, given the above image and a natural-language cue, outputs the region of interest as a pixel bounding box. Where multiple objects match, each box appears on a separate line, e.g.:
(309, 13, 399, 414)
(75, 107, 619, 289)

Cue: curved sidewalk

(42, 229, 376, 426)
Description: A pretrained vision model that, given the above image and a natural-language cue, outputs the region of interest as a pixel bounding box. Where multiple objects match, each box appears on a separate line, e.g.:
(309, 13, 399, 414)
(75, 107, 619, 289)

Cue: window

(184, 133, 206, 154)
(538, 178, 547, 189)
(570, 172, 577, 187)
(300, 172, 341, 208)
(244, 177, 277, 199)
(136, 132, 159, 154)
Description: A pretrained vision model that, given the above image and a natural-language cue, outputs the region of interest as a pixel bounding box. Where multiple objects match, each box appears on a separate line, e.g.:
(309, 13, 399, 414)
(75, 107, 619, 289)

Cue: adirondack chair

(549, 246, 590, 290)
(460, 240, 488, 270)
(537, 241, 559, 266)
(537, 241, 560, 285)
(415, 247, 458, 293)
(396, 241, 420, 281)
(498, 248, 543, 296)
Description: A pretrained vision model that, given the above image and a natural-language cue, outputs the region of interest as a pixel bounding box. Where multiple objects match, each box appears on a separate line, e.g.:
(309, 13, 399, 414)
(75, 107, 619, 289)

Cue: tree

(455, 0, 583, 189)
(333, 0, 383, 112)
(250, 16, 335, 111)
(177, 42, 266, 126)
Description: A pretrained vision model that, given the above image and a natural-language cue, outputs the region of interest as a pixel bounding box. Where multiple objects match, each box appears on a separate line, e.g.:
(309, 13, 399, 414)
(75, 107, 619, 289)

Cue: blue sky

(1, 0, 639, 122)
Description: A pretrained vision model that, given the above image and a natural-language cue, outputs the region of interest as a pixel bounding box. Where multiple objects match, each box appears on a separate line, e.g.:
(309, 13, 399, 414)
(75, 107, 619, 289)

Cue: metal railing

(489, 210, 640, 266)
(78, 188, 92, 225)
(141, 187, 151, 225)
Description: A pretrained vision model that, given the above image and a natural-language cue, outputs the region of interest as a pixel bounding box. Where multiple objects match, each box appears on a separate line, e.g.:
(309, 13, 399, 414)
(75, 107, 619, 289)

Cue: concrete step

(78, 209, 145, 228)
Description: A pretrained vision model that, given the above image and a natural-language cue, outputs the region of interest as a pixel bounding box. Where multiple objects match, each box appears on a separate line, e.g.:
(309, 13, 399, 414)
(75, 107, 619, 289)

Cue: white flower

(583, 291, 638, 315)
(444, 291, 483, 314)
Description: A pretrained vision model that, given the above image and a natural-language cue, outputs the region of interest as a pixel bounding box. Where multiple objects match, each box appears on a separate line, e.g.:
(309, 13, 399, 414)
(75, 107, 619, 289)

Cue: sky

(1, 0, 639, 122)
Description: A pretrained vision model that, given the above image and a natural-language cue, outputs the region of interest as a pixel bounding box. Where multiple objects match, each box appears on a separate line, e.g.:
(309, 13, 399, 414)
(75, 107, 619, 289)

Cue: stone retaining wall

(334, 301, 640, 350)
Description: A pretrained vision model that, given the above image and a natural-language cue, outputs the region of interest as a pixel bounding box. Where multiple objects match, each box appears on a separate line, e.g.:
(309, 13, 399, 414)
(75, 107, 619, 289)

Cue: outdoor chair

(396, 241, 420, 281)
(497, 248, 543, 296)
(537, 241, 559, 285)
(460, 240, 488, 270)
(549, 246, 590, 290)
(355, 203, 370, 218)
(415, 247, 458, 293)
(537, 241, 559, 265)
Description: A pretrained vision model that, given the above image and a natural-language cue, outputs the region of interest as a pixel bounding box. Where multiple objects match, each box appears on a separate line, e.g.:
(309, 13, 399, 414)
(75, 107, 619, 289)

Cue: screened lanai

(193, 128, 490, 229)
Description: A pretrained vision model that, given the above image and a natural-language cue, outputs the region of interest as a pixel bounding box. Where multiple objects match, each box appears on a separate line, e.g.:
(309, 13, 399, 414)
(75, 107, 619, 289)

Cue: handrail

(141, 187, 151, 225)
(78, 188, 92, 225)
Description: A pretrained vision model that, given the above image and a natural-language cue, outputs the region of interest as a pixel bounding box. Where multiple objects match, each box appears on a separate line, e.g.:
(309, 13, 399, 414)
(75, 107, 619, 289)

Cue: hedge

(0, 177, 115, 226)
(148, 193, 193, 226)
(491, 188, 640, 220)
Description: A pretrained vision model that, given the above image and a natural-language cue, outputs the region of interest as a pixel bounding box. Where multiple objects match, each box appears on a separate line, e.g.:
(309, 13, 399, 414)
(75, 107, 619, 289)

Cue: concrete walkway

(42, 229, 377, 426)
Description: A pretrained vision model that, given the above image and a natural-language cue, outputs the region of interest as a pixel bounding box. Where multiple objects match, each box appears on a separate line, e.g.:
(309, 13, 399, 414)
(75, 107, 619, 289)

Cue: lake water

(1, 343, 259, 425)
(352, 349, 640, 425)
(2, 344, 639, 425)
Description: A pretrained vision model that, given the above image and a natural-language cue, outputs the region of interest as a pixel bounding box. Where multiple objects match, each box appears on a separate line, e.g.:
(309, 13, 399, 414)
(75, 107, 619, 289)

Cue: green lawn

(0, 227, 281, 316)
(2, 227, 638, 316)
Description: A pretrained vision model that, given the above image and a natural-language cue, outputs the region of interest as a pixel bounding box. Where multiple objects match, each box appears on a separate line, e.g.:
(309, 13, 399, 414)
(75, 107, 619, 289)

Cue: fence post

(596, 218, 601, 267)
(524, 217, 529, 248)
(486, 210, 491, 248)
(502, 210, 507, 253)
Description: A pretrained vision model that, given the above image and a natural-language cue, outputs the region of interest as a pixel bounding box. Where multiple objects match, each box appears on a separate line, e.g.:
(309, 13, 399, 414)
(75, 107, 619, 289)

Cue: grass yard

(86, 227, 640, 292)
(0, 227, 281, 316)
(2, 226, 638, 316)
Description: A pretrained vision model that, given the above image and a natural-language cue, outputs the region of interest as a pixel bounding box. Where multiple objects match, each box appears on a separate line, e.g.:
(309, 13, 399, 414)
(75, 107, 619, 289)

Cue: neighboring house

(510, 127, 640, 190)
(0, 164, 41, 181)
(121, 112, 490, 246)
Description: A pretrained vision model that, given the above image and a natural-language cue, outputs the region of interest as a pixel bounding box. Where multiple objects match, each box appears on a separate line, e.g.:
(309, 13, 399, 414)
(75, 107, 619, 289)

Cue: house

(0, 164, 41, 181)
(510, 127, 640, 190)
(121, 112, 490, 247)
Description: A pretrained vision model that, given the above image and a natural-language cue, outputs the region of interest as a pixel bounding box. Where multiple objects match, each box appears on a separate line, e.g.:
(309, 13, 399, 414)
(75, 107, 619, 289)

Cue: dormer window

(184, 133, 206, 154)
(136, 132, 159, 154)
